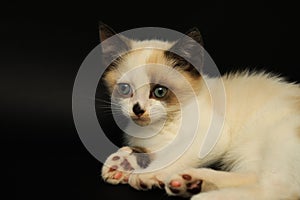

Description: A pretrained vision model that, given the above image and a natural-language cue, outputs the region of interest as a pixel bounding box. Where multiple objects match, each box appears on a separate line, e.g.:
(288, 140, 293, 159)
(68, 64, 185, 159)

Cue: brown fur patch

(103, 70, 118, 93)
(164, 89, 179, 105)
(180, 71, 203, 93)
(148, 84, 179, 105)
(130, 146, 148, 153)
(147, 50, 203, 94)
(145, 50, 202, 107)
(146, 49, 166, 64)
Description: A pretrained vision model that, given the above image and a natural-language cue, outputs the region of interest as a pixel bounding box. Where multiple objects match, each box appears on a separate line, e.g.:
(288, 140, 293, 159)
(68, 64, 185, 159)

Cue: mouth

(131, 116, 151, 126)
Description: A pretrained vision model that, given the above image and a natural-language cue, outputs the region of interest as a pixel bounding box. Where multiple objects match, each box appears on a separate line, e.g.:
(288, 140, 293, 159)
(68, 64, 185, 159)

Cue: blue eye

(153, 86, 168, 98)
(117, 83, 132, 97)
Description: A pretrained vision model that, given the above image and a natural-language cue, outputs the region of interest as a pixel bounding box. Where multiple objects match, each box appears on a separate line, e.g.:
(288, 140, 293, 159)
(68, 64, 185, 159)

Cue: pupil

(123, 85, 129, 92)
(153, 86, 167, 98)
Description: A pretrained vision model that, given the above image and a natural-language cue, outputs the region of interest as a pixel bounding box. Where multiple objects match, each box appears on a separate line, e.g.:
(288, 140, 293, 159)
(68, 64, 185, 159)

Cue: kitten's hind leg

(166, 168, 257, 197)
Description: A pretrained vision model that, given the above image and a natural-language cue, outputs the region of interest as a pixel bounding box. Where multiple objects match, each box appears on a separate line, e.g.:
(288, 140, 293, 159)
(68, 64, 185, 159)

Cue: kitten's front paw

(128, 172, 166, 190)
(166, 169, 218, 197)
(101, 147, 137, 185)
(166, 173, 203, 197)
(102, 146, 163, 191)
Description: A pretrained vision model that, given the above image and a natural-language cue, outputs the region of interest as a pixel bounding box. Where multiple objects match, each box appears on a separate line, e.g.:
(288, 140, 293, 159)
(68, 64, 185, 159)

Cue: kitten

(100, 23, 300, 200)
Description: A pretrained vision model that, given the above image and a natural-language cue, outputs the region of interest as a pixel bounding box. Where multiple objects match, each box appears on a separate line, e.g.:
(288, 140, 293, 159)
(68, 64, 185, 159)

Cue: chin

(132, 118, 151, 126)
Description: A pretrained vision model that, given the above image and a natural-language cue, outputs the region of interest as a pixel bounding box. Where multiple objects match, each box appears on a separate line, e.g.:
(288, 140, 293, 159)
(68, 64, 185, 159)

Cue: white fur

(103, 39, 300, 199)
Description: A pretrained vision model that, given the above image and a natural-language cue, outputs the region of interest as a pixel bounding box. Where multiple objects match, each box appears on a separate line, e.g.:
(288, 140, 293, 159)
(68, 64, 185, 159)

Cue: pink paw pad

(112, 156, 120, 161)
(182, 174, 192, 180)
(170, 180, 182, 187)
(168, 174, 203, 196)
(109, 165, 118, 172)
(113, 172, 123, 179)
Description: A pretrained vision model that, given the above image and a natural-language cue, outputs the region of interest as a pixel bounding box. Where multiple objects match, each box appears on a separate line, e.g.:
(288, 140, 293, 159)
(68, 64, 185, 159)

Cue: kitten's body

(100, 24, 300, 199)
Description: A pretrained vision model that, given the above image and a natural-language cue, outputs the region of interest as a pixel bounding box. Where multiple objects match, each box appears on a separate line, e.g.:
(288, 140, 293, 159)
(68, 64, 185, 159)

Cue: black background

(4, 1, 299, 200)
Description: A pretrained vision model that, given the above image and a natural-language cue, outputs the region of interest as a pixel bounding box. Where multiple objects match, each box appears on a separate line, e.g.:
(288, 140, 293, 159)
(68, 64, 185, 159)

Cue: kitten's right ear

(165, 27, 204, 76)
(99, 22, 130, 66)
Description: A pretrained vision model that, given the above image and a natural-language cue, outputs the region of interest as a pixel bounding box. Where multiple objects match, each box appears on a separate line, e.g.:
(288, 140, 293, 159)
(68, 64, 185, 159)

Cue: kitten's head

(100, 23, 204, 127)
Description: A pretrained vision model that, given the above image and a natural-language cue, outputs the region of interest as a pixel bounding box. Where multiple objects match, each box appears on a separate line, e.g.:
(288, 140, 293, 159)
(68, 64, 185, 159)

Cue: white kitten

(100, 23, 300, 200)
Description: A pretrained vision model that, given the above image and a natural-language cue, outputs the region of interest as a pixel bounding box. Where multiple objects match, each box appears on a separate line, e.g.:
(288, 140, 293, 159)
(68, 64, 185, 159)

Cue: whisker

(95, 100, 120, 107)
(95, 105, 117, 109)
(95, 104, 122, 109)
(97, 113, 125, 118)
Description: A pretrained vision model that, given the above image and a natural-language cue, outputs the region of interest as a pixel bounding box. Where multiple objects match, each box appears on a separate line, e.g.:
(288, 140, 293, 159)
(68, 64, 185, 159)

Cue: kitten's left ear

(185, 27, 204, 47)
(166, 27, 204, 76)
(99, 22, 131, 66)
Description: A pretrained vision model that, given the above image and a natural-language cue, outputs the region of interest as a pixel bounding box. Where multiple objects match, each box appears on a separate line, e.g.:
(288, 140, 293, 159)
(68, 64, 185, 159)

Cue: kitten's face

(109, 66, 173, 126)
(100, 24, 204, 126)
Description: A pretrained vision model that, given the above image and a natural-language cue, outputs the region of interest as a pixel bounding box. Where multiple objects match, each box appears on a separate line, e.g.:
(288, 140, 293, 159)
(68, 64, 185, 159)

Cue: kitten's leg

(166, 167, 300, 199)
(101, 146, 151, 185)
(102, 146, 183, 190)
(128, 168, 173, 190)
(166, 168, 257, 197)
(127, 158, 192, 190)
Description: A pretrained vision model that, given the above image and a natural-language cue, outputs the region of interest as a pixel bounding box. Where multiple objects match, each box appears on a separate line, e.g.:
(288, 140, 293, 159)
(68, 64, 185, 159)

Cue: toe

(182, 174, 192, 181)
(186, 180, 202, 194)
(168, 180, 184, 195)
(139, 180, 149, 190)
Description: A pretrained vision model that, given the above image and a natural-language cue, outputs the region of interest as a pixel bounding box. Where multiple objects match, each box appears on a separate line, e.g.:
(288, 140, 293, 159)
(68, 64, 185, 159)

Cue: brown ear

(185, 27, 204, 47)
(99, 22, 118, 42)
(165, 27, 204, 76)
(99, 22, 130, 66)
